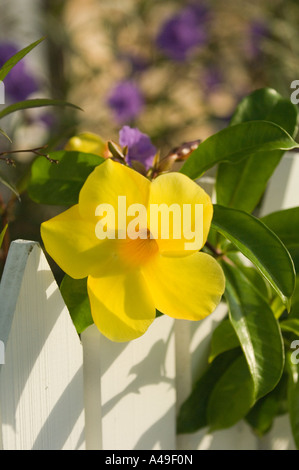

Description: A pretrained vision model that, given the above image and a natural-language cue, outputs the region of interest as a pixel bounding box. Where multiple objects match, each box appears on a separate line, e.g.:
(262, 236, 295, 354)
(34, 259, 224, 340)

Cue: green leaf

(216, 88, 299, 213)
(207, 355, 255, 431)
(280, 319, 299, 337)
(226, 252, 271, 301)
(180, 120, 299, 180)
(0, 224, 8, 248)
(60, 275, 93, 334)
(261, 207, 299, 273)
(0, 99, 82, 120)
(0, 170, 20, 199)
(286, 351, 299, 449)
(208, 318, 240, 363)
(212, 204, 296, 307)
(245, 373, 288, 436)
(289, 277, 299, 320)
(222, 261, 285, 400)
(230, 88, 299, 128)
(28, 150, 105, 206)
(155, 310, 164, 318)
(0, 37, 45, 81)
(177, 349, 241, 434)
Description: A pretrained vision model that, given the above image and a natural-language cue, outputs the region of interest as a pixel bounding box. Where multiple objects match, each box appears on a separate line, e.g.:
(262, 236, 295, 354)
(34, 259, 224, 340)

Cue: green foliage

(0, 224, 7, 248)
(0, 37, 46, 81)
(0, 171, 20, 199)
(0, 99, 81, 121)
(208, 318, 240, 363)
(212, 205, 295, 308)
(177, 88, 299, 447)
(0, 127, 12, 142)
(0, 38, 83, 198)
(60, 275, 93, 334)
(180, 119, 299, 180)
(245, 374, 288, 436)
(261, 207, 299, 272)
(216, 88, 299, 213)
(177, 349, 241, 433)
(207, 355, 255, 431)
(222, 261, 284, 400)
(28, 150, 105, 205)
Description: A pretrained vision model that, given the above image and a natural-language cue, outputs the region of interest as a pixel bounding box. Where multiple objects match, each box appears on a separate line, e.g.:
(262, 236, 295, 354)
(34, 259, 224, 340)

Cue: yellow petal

(148, 172, 213, 256)
(142, 252, 225, 321)
(88, 270, 156, 342)
(65, 132, 107, 157)
(41, 204, 117, 279)
(79, 159, 151, 236)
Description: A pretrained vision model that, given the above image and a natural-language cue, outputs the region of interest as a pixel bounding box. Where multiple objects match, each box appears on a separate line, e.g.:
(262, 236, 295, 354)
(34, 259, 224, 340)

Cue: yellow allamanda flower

(41, 159, 225, 342)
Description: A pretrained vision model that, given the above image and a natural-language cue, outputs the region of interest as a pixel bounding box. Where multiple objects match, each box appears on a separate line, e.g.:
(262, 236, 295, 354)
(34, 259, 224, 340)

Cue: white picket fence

(0, 151, 298, 450)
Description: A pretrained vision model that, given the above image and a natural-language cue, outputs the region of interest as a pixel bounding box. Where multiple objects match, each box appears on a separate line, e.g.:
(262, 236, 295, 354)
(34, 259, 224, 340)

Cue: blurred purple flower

(156, 4, 209, 61)
(119, 125, 156, 170)
(246, 20, 269, 58)
(203, 65, 223, 91)
(107, 81, 144, 124)
(0, 42, 38, 102)
(119, 52, 150, 74)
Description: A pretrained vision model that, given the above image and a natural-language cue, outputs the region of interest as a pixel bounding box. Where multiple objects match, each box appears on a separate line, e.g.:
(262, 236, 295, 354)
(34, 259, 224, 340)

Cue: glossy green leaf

(226, 252, 271, 301)
(212, 205, 296, 307)
(28, 150, 105, 205)
(208, 318, 240, 363)
(216, 88, 299, 212)
(180, 120, 299, 180)
(207, 355, 255, 431)
(0, 224, 8, 248)
(0, 98, 81, 120)
(230, 88, 299, 128)
(286, 351, 299, 449)
(261, 207, 299, 273)
(60, 275, 93, 334)
(222, 261, 285, 400)
(0, 37, 45, 81)
(177, 349, 241, 434)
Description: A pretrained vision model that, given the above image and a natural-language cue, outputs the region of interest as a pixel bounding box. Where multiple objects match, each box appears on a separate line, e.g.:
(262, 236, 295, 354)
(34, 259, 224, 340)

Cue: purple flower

(156, 4, 208, 61)
(107, 81, 144, 124)
(202, 65, 223, 91)
(119, 125, 157, 170)
(245, 20, 269, 58)
(118, 53, 149, 74)
(0, 42, 38, 102)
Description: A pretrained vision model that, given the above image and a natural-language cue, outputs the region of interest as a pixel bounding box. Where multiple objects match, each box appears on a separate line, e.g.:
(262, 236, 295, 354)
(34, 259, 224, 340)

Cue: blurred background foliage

(1, 0, 299, 277)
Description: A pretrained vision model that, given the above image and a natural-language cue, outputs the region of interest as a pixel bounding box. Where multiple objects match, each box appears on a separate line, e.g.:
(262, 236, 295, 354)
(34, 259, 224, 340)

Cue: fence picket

(81, 317, 176, 450)
(0, 241, 85, 450)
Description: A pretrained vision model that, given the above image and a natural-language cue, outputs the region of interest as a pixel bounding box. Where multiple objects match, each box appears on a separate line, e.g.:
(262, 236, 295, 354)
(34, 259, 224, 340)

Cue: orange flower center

(117, 228, 159, 267)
